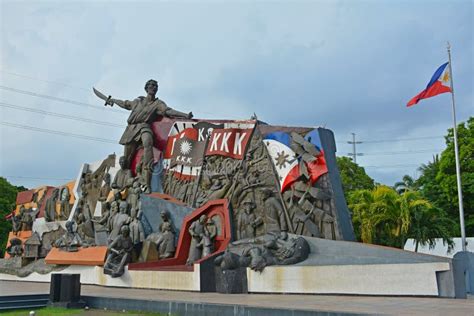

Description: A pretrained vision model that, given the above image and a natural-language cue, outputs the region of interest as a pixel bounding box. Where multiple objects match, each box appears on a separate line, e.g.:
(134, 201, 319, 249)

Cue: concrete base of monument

(0, 264, 202, 291)
(245, 236, 455, 297)
(247, 262, 449, 296)
(0, 236, 458, 296)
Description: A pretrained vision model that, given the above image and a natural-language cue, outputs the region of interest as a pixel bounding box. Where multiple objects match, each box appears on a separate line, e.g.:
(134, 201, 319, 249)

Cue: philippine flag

(264, 132, 300, 192)
(264, 131, 328, 192)
(407, 62, 452, 107)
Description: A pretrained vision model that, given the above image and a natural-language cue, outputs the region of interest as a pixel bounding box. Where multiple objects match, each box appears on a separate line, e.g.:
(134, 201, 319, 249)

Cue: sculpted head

(66, 220, 75, 233)
(144, 79, 158, 96)
(121, 225, 130, 237)
(242, 198, 255, 213)
(119, 156, 127, 169)
(162, 222, 171, 232)
(119, 201, 128, 214)
(160, 210, 168, 221)
(199, 214, 207, 224)
(103, 173, 111, 185)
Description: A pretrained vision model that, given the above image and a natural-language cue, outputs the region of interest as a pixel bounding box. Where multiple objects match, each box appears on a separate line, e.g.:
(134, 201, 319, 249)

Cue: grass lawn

(1, 307, 170, 315)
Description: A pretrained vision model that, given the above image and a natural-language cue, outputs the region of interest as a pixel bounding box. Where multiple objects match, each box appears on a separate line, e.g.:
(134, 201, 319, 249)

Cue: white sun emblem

(180, 140, 192, 155)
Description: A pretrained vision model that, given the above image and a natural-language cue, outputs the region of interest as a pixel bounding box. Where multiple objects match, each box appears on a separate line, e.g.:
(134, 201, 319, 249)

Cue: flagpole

(447, 42, 467, 252)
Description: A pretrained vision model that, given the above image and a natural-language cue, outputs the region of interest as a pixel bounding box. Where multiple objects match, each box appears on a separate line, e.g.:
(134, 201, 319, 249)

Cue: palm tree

(349, 186, 454, 250)
(394, 175, 417, 194)
(408, 204, 454, 252)
(349, 186, 400, 245)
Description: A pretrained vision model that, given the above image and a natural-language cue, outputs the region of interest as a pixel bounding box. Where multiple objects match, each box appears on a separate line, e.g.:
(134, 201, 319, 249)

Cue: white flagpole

(447, 42, 467, 252)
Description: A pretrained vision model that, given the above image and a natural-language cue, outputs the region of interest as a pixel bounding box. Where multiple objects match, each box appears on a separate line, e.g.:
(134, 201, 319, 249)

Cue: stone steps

(0, 294, 49, 311)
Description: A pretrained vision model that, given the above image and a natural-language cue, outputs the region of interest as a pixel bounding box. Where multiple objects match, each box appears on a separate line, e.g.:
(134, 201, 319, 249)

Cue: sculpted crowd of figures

(5, 79, 344, 277)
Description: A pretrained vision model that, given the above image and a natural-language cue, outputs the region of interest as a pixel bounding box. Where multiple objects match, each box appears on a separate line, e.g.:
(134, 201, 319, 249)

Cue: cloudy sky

(0, 0, 472, 189)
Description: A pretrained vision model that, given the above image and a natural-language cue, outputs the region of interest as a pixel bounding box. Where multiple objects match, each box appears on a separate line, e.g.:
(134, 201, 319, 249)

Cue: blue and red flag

(264, 130, 328, 192)
(407, 62, 452, 107)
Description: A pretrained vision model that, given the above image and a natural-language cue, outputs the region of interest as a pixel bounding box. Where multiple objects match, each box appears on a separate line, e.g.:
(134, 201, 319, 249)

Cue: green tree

(416, 117, 474, 236)
(417, 155, 443, 206)
(409, 203, 455, 252)
(348, 186, 454, 249)
(336, 156, 375, 199)
(394, 175, 418, 194)
(0, 177, 27, 256)
(349, 186, 400, 246)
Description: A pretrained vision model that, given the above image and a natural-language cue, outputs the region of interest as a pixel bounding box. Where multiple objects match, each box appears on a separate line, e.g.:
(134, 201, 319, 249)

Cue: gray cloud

(0, 0, 472, 188)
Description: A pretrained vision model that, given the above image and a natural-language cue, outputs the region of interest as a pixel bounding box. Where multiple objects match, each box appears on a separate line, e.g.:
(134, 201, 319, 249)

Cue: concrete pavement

(1, 280, 473, 315)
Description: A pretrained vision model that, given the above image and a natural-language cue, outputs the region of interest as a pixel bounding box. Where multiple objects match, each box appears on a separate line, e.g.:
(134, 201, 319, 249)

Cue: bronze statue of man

(94, 79, 193, 191)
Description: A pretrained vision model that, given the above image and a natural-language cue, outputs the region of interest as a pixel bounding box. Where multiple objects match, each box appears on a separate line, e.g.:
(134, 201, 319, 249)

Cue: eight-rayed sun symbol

(180, 140, 192, 155)
(275, 151, 290, 169)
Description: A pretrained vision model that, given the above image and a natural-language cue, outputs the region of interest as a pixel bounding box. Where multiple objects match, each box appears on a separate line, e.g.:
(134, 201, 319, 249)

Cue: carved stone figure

(93, 79, 193, 192)
(83, 200, 94, 220)
(54, 221, 82, 252)
(94, 201, 111, 226)
(135, 156, 151, 194)
(104, 225, 133, 278)
(6, 238, 23, 257)
(107, 196, 121, 233)
(36, 189, 48, 213)
(59, 187, 72, 220)
(155, 222, 176, 259)
(145, 210, 175, 244)
(45, 189, 59, 222)
(98, 173, 111, 203)
(76, 213, 95, 247)
(215, 232, 310, 272)
(11, 213, 22, 235)
(129, 206, 144, 248)
(127, 178, 141, 215)
(108, 201, 131, 243)
(112, 156, 133, 191)
(186, 215, 208, 265)
(237, 199, 263, 240)
(201, 218, 217, 257)
(262, 189, 287, 234)
(19, 206, 34, 231)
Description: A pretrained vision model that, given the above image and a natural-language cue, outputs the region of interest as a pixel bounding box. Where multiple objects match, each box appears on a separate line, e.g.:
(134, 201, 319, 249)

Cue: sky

(0, 0, 472, 189)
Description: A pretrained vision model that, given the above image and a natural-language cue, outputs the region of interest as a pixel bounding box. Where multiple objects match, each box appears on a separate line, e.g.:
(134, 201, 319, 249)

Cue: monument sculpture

(45, 188, 59, 222)
(215, 232, 310, 272)
(19, 206, 35, 231)
(111, 156, 133, 192)
(154, 222, 176, 259)
(94, 79, 193, 192)
(54, 221, 82, 252)
(237, 198, 263, 240)
(108, 201, 131, 243)
(187, 215, 214, 265)
(104, 225, 133, 277)
(10, 213, 22, 235)
(59, 186, 72, 220)
(0, 77, 459, 299)
(98, 173, 111, 206)
(6, 238, 23, 257)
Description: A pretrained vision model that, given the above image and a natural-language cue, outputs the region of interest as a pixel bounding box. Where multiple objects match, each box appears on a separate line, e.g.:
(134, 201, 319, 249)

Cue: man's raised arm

(92, 87, 134, 110)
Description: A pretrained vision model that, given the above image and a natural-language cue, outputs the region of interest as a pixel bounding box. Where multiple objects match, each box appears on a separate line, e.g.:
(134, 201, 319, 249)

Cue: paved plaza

(1, 280, 473, 315)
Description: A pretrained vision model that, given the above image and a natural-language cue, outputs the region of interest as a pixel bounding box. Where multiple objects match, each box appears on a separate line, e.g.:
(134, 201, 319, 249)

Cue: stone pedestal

(49, 273, 86, 308)
(215, 267, 248, 294)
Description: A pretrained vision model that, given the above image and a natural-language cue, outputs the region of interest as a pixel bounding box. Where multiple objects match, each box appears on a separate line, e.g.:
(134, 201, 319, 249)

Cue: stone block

(138, 240, 159, 262)
(45, 246, 107, 266)
(49, 273, 85, 308)
(215, 266, 248, 294)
